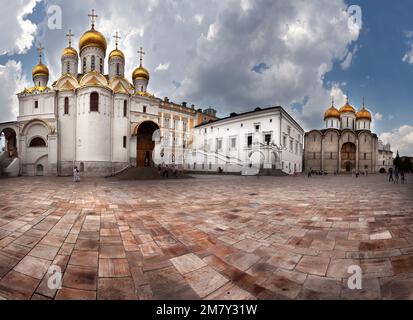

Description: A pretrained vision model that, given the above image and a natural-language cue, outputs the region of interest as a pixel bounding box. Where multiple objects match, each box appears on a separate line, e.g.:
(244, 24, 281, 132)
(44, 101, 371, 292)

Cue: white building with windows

(0, 10, 305, 178)
(0, 11, 217, 177)
(186, 107, 304, 174)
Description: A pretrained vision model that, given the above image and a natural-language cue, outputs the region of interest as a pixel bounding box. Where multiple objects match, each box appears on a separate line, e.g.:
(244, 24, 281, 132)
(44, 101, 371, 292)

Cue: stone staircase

(0, 158, 13, 177)
(258, 168, 288, 176)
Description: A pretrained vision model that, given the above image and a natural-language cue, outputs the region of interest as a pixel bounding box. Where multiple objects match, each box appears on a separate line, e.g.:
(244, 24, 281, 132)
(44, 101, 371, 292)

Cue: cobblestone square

(0, 174, 412, 300)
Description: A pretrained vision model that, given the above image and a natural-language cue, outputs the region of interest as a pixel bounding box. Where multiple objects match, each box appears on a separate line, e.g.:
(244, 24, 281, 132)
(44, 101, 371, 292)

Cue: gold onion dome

(324, 105, 340, 119)
(62, 46, 78, 57)
(356, 106, 372, 121)
(32, 62, 49, 78)
(132, 65, 150, 81)
(339, 98, 356, 114)
(79, 27, 107, 53)
(109, 49, 124, 60)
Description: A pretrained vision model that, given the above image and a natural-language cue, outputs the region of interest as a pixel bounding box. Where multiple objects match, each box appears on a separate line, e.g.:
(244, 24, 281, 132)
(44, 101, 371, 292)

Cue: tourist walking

(394, 168, 399, 184)
(401, 171, 405, 184)
(388, 168, 394, 182)
(73, 166, 80, 182)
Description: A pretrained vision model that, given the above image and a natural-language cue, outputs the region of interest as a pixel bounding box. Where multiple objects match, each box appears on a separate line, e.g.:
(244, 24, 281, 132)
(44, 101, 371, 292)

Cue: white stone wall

(19, 93, 55, 117)
(57, 92, 76, 163)
(112, 95, 129, 163)
(76, 87, 112, 163)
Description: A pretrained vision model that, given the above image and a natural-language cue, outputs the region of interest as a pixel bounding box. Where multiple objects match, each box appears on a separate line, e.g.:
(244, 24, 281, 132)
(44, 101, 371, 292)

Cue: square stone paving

(0, 174, 412, 299)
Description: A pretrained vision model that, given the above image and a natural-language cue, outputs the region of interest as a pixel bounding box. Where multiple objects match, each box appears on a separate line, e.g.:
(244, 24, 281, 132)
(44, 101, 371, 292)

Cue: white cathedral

(0, 10, 304, 177)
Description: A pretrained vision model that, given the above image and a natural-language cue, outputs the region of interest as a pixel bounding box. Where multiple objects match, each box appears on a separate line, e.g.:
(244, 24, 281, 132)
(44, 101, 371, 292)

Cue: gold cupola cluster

(323, 96, 372, 121)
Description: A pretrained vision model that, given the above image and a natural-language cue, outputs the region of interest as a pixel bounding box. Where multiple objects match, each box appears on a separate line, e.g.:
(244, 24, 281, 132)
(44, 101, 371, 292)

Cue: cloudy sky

(0, 0, 412, 155)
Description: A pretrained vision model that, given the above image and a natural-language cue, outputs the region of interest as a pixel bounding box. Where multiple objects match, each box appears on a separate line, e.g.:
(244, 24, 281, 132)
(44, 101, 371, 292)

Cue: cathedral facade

(0, 11, 217, 177)
(304, 98, 382, 173)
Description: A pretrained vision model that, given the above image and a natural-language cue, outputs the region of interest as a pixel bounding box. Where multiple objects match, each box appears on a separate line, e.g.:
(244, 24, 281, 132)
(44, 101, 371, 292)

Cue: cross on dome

(66, 29, 74, 47)
(37, 43, 44, 63)
(137, 47, 145, 66)
(88, 9, 98, 28)
(113, 31, 121, 49)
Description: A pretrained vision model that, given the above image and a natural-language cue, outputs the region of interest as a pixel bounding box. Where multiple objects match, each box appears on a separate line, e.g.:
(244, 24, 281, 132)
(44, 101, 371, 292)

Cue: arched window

(29, 137, 46, 147)
(64, 97, 69, 115)
(90, 92, 99, 112)
(100, 58, 103, 73)
(83, 57, 86, 73)
(123, 100, 127, 117)
(91, 55, 96, 70)
(116, 63, 120, 75)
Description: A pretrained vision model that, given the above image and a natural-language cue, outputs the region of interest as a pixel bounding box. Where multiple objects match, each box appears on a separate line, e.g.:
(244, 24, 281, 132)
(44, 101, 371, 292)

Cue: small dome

(132, 66, 150, 81)
(79, 27, 107, 53)
(32, 62, 49, 78)
(324, 106, 340, 119)
(356, 106, 372, 121)
(62, 47, 78, 58)
(109, 49, 125, 60)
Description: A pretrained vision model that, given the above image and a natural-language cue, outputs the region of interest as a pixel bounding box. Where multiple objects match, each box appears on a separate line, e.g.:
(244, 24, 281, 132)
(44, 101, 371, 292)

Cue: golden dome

(62, 46, 78, 57)
(324, 106, 340, 119)
(356, 107, 372, 121)
(32, 63, 49, 78)
(109, 49, 124, 60)
(79, 27, 107, 53)
(339, 101, 356, 114)
(132, 65, 150, 81)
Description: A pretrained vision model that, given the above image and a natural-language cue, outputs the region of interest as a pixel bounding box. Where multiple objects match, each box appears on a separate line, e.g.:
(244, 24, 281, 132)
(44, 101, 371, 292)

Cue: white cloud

(374, 112, 383, 121)
(194, 14, 204, 25)
(11, 0, 360, 132)
(380, 125, 413, 156)
(155, 63, 170, 72)
(0, 0, 39, 55)
(402, 30, 413, 64)
(0, 60, 30, 122)
(206, 23, 218, 41)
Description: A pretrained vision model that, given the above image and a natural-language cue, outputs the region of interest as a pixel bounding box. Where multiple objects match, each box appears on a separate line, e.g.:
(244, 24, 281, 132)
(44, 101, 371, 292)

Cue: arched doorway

(36, 164, 44, 176)
(136, 121, 159, 167)
(1, 128, 18, 158)
(341, 142, 356, 172)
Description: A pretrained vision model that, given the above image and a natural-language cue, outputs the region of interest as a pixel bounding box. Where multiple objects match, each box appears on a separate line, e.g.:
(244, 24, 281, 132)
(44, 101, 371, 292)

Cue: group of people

(157, 164, 179, 178)
(351, 170, 369, 178)
(388, 167, 406, 184)
(307, 169, 328, 177)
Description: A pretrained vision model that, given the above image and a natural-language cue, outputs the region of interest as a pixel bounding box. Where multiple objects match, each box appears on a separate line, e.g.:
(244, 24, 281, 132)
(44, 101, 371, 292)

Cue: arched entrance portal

(136, 121, 159, 167)
(341, 142, 356, 172)
(1, 128, 18, 158)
